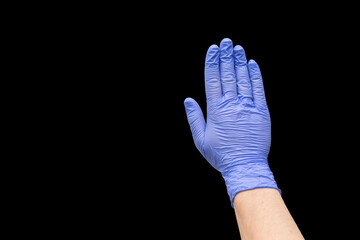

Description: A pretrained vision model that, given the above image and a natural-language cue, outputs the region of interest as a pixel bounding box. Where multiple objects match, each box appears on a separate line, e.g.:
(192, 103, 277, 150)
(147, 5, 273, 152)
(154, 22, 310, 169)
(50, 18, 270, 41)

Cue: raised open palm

(184, 38, 280, 205)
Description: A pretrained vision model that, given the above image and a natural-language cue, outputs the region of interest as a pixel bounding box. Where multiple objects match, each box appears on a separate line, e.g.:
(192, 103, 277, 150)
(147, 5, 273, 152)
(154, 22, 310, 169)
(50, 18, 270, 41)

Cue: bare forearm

(234, 188, 304, 240)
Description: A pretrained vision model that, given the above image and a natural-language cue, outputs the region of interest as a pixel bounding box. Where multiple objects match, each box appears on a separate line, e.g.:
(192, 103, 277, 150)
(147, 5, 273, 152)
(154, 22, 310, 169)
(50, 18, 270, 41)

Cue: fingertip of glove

(207, 44, 220, 55)
(220, 38, 233, 45)
(184, 98, 196, 116)
(234, 45, 246, 65)
(206, 45, 220, 66)
(209, 44, 219, 49)
(184, 97, 194, 106)
(233, 45, 244, 51)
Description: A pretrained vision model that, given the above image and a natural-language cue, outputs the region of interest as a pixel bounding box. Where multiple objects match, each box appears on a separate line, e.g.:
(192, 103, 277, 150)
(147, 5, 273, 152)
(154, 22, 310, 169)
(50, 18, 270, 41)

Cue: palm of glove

(203, 98, 271, 172)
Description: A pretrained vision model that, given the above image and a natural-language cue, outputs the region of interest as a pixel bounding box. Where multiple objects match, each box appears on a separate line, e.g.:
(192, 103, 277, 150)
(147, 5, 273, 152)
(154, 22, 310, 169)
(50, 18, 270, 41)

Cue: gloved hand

(184, 38, 280, 207)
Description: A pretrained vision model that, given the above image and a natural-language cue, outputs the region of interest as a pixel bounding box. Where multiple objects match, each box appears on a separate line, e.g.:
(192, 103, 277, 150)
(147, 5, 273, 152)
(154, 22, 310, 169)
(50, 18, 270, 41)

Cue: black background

(48, 6, 359, 239)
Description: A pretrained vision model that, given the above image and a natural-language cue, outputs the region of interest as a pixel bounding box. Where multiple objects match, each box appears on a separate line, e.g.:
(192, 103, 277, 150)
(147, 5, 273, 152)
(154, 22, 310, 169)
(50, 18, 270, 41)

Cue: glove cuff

(222, 162, 281, 208)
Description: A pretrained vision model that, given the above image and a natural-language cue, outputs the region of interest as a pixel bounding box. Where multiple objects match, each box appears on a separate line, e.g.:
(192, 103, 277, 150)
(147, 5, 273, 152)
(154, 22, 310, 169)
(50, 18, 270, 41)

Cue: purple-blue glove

(184, 38, 280, 207)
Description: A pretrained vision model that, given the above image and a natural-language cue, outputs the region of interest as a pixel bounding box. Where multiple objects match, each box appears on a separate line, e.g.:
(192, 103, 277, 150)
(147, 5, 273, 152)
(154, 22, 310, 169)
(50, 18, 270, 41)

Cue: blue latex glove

(184, 38, 280, 207)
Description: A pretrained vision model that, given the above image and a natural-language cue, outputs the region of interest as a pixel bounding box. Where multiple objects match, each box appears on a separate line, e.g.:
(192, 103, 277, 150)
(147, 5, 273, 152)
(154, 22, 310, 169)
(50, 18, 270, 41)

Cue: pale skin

(233, 188, 304, 240)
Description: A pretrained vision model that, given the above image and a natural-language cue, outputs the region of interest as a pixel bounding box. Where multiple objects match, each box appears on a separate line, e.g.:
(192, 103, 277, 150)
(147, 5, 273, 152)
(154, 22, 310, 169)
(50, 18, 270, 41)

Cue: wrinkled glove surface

(184, 38, 280, 207)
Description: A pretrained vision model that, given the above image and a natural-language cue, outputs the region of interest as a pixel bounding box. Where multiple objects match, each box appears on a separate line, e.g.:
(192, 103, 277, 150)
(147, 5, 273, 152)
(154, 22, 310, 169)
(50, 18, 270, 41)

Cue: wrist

(221, 161, 280, 207)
